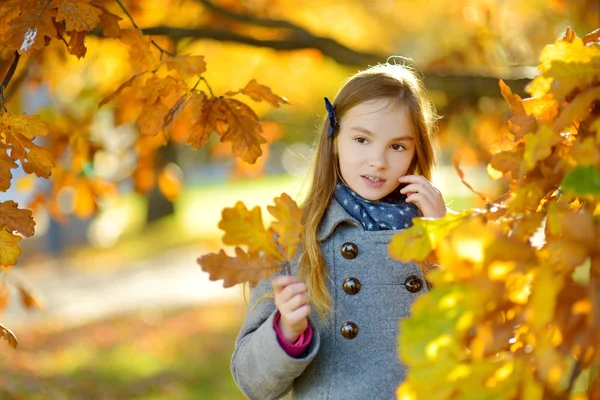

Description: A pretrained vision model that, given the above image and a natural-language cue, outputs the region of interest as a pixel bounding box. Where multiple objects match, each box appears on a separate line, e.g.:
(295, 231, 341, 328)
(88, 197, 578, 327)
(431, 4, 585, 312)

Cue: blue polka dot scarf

(333, 179, 421, 231)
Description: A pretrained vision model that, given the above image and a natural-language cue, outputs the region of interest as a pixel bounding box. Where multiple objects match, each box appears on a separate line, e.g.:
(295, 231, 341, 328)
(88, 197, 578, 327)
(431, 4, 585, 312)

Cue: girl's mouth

(361, 175, 386, 188)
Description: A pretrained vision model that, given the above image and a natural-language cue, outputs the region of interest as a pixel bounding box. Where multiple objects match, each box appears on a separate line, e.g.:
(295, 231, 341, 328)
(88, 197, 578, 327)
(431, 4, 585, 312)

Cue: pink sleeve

(273, 311, 313, 358)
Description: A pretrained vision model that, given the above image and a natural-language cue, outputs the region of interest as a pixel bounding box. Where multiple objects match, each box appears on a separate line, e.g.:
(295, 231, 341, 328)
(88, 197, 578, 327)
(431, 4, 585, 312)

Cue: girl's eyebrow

(350, 126, 414, 141)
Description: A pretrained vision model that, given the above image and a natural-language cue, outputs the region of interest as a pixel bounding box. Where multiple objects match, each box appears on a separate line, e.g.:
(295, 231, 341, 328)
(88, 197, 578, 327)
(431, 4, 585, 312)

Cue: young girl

(231, 63, 446, 400)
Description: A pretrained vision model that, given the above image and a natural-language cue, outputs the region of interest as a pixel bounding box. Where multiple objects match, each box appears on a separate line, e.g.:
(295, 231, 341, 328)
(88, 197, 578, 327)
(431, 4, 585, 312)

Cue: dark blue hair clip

(324, 97, 338, 137)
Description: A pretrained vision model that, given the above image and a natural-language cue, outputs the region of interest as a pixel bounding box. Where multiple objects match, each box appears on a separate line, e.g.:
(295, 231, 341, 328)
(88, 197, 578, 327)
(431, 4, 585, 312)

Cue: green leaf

(561, 165, 600, 198)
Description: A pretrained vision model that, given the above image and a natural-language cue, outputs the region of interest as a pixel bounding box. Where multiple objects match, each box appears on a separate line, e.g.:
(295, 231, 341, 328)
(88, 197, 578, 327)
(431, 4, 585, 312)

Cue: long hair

(298, 63, 439, 320)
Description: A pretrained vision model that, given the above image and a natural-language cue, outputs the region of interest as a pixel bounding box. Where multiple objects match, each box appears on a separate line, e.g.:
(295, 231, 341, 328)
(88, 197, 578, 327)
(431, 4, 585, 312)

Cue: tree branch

(0, 51, 20, 113)
(194, 0, 303, 31)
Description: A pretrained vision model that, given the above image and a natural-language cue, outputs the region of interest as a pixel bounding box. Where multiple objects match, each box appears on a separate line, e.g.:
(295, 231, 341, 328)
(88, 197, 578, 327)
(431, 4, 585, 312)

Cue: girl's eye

(355, 137, 367, 144)
(391, 144, 405, 151)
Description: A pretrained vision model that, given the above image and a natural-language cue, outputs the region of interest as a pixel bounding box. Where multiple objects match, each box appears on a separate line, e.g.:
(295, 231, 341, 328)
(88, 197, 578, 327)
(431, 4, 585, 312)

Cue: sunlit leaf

(0, 229, 22, 267)
(198, 247, 282, 288)
(267, 193, 304, 260)
(226, 79, 289, 108)
(0, 201, 35, 237)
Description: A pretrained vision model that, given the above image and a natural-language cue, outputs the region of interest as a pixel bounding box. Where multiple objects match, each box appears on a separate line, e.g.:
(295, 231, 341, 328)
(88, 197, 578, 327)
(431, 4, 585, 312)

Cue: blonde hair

(298, 63, 439, 320)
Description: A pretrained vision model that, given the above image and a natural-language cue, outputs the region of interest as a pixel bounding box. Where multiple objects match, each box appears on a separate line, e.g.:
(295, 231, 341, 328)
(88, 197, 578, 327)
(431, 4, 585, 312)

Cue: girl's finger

(272, 275, 297, 294)
(286, 304, 311, 323)
(283, 293, 308, 313)
(279, 282, 307, 302)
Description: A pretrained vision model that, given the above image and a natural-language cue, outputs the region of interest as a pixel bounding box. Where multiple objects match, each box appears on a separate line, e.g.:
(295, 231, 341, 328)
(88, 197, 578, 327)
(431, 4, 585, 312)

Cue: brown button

(340, 322, 358, 339)
(342, 277, 361, 295)
(405, 275, 423, 293)
(341, 242, 358, 259)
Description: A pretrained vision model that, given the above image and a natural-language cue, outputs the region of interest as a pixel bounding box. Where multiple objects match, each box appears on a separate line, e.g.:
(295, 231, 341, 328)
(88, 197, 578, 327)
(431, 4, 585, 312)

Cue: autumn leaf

(98, 73, 143, 108)
(226, 79, 289, 108)
(136, 100, 169, 136)
(165, 55, 207, 78)
(508, 115, 537, 140)
(0, 282, 8, 314)
(583, 27, 600, 45)
(0, 229, 22, 267)
(198, 247, 282, 288)
(55, 0, 101, 32)
(522, 125, 559, 173)
(267, 193, 304, 260)
(0, 143, 17, 191)
(0, 321, 17, 349)
(3, 0, 57, 53)
(219, 98, 267, 164)
(67, 30, 87, 58)
(553, 86, 600, 133)
(119, 28, 157, 72)
(218, 201, 283, 261)
(499, 80, 525, 116)
(0, 201, 35, 237)
(96, 4, 121, 38)
(0, 113, 49, 139)
(18, 285, 44, 309)
(388, 211, 474, 263)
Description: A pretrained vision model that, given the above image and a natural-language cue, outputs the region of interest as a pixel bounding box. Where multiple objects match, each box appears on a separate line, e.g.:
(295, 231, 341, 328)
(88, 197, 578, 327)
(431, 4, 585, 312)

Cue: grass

(0, 303, 247, 400)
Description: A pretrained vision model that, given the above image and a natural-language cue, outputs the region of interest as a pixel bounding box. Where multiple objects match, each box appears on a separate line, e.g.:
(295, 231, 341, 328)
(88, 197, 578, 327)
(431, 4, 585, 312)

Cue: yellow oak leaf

(0, 229, 22, 267)
(67, 30, 87, 58)
(0, 201, 35, 237)
(508, 115, 537, 140)
(0, 144, 17, 191)
(96, 4, 121, 38)
(226, 79, 289, 108)
(489, 144, 524, 177)
(18, 285, 44, 309)
(388, 211, 474, 263)
(218, 98, 267, 164)
(119, 28, 157, 72)
(0, 321, 18, 349)
(4, 131, 55, 178)
(583, 27, 600, 45)
(499, 80, 525, 116)
(165, 55, 206, 78)
(522, 125, 559, 173)
(553, 86, 600, 133)
(219, 201, 283, 261)
(136, 101, 169, 136)
(98, 73, 143, 108)
(3, 0, 57, 53)
(198, 247, 282, 288)
(0, 113, 48, 139)
(267, 193, 304, 260)
(55, 0, 101, 32)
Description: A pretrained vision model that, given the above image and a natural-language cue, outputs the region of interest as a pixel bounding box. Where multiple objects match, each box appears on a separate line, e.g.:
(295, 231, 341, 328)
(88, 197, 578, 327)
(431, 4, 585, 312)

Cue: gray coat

(231, 197, 430, 400)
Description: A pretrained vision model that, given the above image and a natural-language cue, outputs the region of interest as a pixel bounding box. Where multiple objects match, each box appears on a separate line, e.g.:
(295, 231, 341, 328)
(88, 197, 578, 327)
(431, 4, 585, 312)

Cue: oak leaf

(0, 201, 35, 237)
(388, 211, 474, 263)
(267, 193, 304, 260)
(522, 125, 559, 173)
(136, 100, 169, 136)
(3, 0, 57, 53)
(96, 4, 121, 38)
(553, 86, 600, 133)
(0, 143, 17, 191)
(55, 0, 101, 32)
(98, 73, 143, 108)
(499, 80, 525, 116)
(0, 322, 17, 349)
(165, 55, 207, 78)
(218, 201, 283, 261)
(218, 98, 267, 164)
(67, 30, 87, 58)
(199, 247, 281, 288)
(226, 79, 289, 108)
(18, 285, 44, 309)
(0, 229, 22, 267)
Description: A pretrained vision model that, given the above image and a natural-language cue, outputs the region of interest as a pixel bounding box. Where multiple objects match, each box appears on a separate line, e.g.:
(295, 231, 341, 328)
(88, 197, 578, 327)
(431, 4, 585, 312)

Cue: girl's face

(335, 98, 416, 201)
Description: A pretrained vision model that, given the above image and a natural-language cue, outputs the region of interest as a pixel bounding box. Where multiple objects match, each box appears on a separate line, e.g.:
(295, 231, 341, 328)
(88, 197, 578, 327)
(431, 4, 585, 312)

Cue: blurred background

(0, 0, 598, 398)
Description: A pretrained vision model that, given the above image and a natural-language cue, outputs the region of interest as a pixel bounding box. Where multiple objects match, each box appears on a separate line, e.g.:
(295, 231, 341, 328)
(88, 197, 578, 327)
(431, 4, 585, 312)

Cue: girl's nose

(368, 148, 387, 169)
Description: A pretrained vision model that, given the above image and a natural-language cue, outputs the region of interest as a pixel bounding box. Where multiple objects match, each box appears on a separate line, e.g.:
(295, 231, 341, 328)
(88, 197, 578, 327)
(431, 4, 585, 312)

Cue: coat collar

(317, 197, 362, 241)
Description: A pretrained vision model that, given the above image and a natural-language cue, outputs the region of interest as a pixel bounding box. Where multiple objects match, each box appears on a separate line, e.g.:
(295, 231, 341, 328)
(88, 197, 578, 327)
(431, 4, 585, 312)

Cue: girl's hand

(272, 275, 310, 344)
(398, 175, 446, 218)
